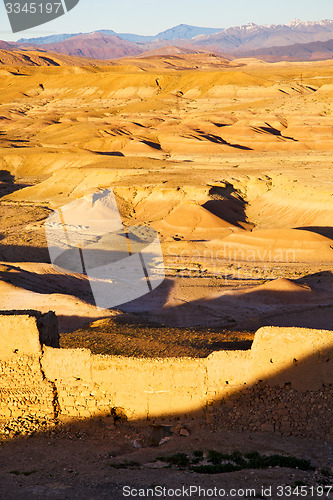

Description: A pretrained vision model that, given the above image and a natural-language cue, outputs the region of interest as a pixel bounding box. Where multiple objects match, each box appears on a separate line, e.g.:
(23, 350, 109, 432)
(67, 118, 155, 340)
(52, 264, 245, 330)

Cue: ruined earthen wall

(0, 313, 58, 423)
(0, 313, 332, 440)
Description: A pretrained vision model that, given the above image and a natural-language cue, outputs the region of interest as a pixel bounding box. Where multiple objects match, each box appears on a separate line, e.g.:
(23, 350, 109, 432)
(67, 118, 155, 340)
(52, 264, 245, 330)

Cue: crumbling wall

(0, 356, 55, 421)
(39, 326, 333, 441)
(0, 311, 58, 423)
(210, 383, 333, 440)
(41, 347, 208, 419)
(41, 347, 108, 419)
(0, 313, 332, 440)
(0, 310, 59, 354)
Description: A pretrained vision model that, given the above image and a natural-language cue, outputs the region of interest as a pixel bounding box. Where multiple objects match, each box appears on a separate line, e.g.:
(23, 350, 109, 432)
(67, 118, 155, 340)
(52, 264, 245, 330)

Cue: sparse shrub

(191, 450, 204, 464)
(9, 469, 37, 476)
(109, 460, 140, 469)
(191, 463, 241, 474)
(156, 453, 190, 467)
(293, 480, 307, 486)
(207, 449, 231, 465)
(157, 450, 314, 474)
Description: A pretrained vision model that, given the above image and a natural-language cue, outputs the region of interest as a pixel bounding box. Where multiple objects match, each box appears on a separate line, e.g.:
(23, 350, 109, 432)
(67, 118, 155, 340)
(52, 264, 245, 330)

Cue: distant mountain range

(192, 19, 333, 52)
(0, 40, 13, 50)
(7, 20, 333, 62)
(39, 32, 143, 60)
(17, 24, 223, 45)
(238, 37, 333, 62)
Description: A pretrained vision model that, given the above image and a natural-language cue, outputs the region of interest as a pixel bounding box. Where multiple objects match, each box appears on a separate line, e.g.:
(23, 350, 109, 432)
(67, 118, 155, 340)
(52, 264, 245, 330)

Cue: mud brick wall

(40, 326, 333, 442)
(41, 348, 115, 419)
(206, 327, 333, 441)
(210, 384, 333, 441)
(90, 355, 207, 419)
(0, 312, 332, 441)
(0, 356, 55, 420)
(40, 347, 208, 420)
(0, 311, 59, 422)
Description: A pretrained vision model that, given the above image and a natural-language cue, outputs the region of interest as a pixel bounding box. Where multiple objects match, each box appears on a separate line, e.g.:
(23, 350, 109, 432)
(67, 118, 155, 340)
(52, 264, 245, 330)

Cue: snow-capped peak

(287, 19, 304, 27)
(287, 19, 333, 28)
(243, 23, 258, 29)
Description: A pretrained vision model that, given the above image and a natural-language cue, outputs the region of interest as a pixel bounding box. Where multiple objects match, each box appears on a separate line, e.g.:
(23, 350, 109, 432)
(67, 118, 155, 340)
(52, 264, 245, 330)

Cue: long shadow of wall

(135, 270, 333, 331)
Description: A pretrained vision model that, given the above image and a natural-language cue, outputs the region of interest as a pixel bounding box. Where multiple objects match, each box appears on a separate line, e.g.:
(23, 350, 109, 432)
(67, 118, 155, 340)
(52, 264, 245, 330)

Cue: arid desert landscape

(0, 41, 332, 498)
(0, 50, 332, 338)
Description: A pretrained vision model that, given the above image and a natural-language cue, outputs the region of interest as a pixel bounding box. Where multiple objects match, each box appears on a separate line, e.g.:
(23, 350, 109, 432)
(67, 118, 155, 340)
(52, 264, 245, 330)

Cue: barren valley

(0, 52, 332, 339)
(0, 48, 332, 498)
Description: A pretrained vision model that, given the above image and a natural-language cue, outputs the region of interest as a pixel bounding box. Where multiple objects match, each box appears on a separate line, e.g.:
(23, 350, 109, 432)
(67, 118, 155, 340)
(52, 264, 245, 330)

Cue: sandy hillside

(0, 45, 333, 500)
(0, 52, 332, 335)
(0, 48, 107, 67)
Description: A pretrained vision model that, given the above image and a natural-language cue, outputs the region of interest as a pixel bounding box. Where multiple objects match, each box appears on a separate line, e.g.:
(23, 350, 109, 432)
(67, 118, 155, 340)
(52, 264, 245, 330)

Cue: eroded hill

(0, 53, 332, 333)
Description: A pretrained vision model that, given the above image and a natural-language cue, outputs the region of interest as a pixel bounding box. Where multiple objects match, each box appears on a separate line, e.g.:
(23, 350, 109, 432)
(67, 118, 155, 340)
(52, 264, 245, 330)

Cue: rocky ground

(0, 417, 332, 499)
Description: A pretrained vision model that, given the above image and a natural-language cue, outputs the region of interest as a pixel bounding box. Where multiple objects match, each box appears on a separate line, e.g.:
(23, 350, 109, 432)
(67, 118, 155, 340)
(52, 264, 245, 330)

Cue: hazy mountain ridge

(238, 37, 333, 62)
(18, 24, 222, 45)
(41, 32, 142, 60)
(18, 33, 84, 44)
(11, 20, 333, 61)
(154, 24, 222, 40)
(0, 47, 104, 66)
(0, 40, 14, 50)
(193, 19, 333, 52)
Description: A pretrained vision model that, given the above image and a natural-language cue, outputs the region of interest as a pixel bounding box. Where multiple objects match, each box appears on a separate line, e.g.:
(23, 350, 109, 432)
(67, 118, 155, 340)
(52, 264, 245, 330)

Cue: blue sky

(0, 0, 332, 41)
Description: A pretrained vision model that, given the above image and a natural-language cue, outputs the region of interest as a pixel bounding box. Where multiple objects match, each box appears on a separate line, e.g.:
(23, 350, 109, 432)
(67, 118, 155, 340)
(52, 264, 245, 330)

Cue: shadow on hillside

(119, 271, 333, 331)
(295, 226, 333, 240)
(0, 248, 331, 332)
(0, 244, 51, 263)
(0, 170, 30, 199)
(91, 151, 125, 157)
(0, 263, 94, 301)
(202, 183, 251, 228)
(191, 129, 253, 150)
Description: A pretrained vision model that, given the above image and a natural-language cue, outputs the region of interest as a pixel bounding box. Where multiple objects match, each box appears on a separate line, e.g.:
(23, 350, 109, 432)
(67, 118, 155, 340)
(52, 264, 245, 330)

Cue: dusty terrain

(0, 51, 332, 496)
(0, 419, 333, 500)
(0, 54, 332, 335)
